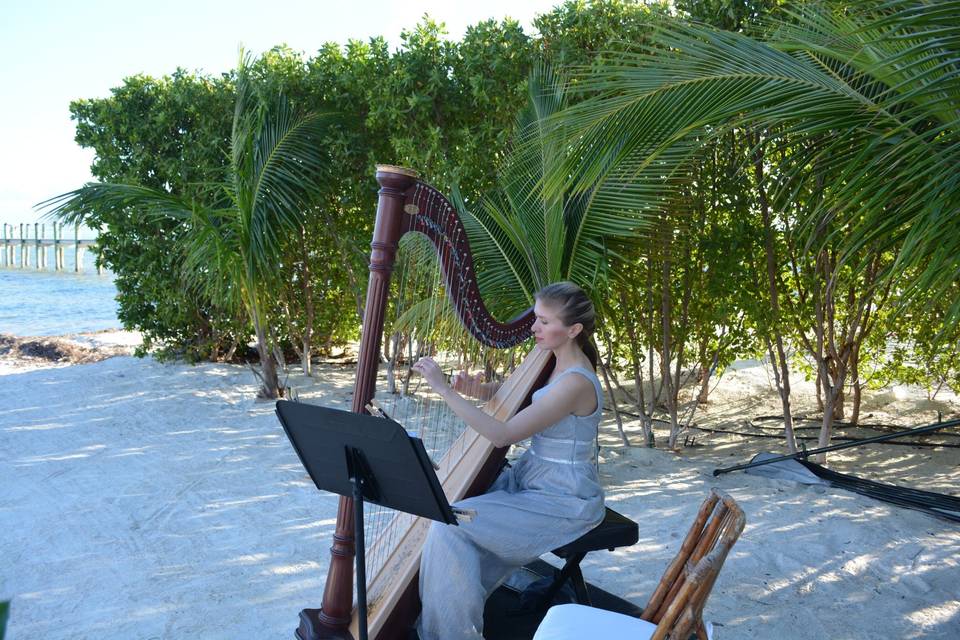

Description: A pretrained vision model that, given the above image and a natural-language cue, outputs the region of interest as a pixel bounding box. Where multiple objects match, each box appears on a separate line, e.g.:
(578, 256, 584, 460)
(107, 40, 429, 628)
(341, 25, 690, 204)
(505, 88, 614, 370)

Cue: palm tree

(541, 0, 958, 454)
(548, 0, 960, 324)
(42, 56, 340, 398)
(408, 63, 670, 446)
(459, 62, 662, 319)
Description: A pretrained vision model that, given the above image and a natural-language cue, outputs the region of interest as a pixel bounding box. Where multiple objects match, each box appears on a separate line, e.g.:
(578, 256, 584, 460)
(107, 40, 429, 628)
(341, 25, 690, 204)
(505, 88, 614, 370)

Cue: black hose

(712, 418, 960, 476)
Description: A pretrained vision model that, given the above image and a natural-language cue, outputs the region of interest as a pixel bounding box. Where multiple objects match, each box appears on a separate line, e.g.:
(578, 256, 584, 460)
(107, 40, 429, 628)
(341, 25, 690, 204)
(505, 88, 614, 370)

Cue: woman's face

(531, 299, 581, 349)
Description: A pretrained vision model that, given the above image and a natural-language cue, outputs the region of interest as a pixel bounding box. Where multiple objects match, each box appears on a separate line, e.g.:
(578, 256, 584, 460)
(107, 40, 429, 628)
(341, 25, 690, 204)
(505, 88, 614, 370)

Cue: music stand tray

(276, 400, 458, 640)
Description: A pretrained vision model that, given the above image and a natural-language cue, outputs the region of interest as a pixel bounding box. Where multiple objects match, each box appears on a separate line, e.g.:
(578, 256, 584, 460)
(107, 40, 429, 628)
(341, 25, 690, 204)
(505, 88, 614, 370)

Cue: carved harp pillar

(297, 165, 551, 640)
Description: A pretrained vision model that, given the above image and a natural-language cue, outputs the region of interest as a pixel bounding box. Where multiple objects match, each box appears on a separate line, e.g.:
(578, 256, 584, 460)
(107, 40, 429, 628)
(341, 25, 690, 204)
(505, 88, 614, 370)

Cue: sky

(0, 0, 563, 232)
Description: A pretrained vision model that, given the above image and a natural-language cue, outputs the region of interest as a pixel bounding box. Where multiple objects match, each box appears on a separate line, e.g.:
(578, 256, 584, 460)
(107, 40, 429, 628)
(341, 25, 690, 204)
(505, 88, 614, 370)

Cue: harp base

(296, 608, 353, 640)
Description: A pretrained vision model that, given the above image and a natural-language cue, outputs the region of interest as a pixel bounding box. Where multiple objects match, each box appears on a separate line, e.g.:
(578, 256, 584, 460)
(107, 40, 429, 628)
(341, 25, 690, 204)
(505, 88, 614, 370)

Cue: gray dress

(418, 366, 606, 640)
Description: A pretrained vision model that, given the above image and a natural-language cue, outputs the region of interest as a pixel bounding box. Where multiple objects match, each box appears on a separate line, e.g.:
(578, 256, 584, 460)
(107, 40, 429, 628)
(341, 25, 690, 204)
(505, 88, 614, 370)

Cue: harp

(297, 165, 553, 640)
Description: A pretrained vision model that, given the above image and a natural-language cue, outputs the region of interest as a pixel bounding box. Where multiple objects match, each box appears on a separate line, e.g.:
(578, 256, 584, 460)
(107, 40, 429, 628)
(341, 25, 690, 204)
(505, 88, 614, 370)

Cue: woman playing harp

(412, 281, 605, 640)
(302, 165, 570, 640)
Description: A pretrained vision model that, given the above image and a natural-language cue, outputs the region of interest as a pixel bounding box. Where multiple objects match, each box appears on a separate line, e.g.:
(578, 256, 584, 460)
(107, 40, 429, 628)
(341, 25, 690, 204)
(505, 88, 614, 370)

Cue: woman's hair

(534, 281, 599, 370)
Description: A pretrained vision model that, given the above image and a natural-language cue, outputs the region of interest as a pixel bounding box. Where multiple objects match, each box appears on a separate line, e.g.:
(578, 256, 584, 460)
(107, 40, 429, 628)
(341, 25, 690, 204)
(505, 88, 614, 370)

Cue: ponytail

(579, 334, 599, 371)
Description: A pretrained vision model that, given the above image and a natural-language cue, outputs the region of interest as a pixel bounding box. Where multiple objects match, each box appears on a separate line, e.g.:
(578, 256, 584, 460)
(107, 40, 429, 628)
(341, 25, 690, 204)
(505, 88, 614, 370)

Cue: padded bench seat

(537, 507, 639, 608)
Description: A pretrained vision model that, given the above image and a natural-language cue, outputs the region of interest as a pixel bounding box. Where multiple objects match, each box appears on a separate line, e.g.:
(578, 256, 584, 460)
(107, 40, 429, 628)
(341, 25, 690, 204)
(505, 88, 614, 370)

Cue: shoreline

(1, 338, 958, 638)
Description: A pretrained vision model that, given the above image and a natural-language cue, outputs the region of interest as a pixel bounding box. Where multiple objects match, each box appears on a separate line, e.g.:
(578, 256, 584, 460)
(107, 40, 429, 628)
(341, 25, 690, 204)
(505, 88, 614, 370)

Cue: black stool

(537, 507, 639, 608)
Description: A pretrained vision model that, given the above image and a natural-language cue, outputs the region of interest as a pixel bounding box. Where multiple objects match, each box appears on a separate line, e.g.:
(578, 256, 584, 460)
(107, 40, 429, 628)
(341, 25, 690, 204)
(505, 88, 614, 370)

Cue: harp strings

(359, 182, 526, 596)
(358, 185, 463, 585)
(363, 237, 411, 581)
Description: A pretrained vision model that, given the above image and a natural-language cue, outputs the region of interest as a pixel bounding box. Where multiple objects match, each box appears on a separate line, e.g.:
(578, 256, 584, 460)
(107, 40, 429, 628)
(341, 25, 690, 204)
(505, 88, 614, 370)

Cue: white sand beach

(2, 333, 958, 639)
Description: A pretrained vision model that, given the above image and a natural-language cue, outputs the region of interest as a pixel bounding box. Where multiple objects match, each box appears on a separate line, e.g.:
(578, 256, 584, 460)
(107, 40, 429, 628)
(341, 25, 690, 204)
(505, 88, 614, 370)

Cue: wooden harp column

(297, 165, 550, 640)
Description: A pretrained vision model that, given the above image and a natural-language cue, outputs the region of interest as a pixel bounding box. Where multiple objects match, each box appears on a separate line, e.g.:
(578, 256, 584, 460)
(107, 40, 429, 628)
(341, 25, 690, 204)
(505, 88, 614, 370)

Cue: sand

(1, 331, 958, 639)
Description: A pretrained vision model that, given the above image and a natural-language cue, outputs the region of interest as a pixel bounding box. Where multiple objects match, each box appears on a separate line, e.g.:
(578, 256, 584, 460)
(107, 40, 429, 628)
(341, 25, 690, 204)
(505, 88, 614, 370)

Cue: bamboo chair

(533, 489, 745, 640)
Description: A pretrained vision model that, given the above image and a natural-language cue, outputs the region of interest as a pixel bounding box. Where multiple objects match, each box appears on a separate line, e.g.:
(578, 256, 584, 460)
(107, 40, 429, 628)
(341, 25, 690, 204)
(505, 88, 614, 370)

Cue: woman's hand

(412, 357, 448, 392)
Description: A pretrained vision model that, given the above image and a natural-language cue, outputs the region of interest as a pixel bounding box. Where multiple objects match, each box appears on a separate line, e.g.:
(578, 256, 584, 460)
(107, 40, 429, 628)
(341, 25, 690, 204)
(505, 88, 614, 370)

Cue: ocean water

(0, 267, 120, 337)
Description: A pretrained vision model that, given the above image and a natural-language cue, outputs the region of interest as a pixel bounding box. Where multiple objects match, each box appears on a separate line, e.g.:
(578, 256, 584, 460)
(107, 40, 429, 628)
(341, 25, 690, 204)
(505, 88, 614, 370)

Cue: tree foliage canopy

(44, 0, 960, 430)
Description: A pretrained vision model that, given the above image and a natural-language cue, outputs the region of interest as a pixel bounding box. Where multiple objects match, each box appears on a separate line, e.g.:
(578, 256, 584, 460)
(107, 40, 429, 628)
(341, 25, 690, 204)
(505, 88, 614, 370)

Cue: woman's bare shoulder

(542, 370, 596, 402)
(554, 368, 598, 414)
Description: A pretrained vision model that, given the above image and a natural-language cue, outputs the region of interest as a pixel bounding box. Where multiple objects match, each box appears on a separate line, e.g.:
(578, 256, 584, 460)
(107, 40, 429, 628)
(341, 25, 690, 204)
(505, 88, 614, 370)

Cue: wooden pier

(1, 222, 102, 274)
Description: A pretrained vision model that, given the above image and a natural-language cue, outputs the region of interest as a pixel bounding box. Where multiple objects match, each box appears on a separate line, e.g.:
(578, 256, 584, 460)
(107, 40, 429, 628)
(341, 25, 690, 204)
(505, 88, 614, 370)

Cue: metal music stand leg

(351, 460, 369, 640)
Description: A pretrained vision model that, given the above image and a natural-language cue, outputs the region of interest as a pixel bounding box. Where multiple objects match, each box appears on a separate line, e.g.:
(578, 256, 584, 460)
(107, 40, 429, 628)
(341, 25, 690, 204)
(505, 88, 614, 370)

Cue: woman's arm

(413, 357, 595, 448)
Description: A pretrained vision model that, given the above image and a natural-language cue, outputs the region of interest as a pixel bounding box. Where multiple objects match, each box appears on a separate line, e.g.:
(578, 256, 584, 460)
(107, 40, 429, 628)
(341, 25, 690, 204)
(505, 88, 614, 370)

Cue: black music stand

(276, 400, 458, 640)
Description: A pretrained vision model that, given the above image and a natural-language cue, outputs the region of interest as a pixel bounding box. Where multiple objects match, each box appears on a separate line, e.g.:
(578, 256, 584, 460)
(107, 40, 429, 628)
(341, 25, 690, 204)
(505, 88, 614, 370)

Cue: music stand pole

(349, 448, 370, 640)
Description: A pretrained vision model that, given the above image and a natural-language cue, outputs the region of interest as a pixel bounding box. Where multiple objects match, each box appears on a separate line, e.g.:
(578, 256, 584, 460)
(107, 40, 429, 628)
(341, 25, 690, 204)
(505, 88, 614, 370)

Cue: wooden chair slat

(641, 492, 719, 622)
(643, 489, 745, 638)
(649, 559, 710, 640)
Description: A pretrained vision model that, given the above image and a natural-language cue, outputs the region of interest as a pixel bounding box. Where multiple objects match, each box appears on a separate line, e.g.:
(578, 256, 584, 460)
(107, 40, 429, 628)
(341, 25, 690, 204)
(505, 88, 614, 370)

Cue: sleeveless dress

(417, 366, 606, 640)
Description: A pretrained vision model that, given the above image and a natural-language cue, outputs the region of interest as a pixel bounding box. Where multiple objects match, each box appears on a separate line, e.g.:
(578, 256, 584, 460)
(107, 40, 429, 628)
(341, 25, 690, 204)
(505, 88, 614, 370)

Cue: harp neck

(354, 164, 534, 412)
(396, 174, 533, 348)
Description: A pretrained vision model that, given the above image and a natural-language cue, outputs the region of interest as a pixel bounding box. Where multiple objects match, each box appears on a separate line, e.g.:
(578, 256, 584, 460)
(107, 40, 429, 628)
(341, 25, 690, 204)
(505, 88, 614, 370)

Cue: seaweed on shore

(0, 333, 129, 365)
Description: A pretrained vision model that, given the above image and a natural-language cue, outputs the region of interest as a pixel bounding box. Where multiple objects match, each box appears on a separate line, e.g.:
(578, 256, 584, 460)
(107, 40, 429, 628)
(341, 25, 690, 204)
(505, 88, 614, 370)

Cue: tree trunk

(697, 349, 711, 405)
(645, 263, 665, 412)
(816, 366, 824, 412)
(599, 359, 630, 447)
(299, 225, 315, 377)
(661, 258, 680, 449)
(831, 359, 846, 421)
(385, 332, 398, 395)
(811, 251, 849, 463)
(598, 329, 630, 445)
(402, 337, 414, 396)
(850, 342, 862, 426)
(224, 340, 238, 362)
(817, 369, 838, 463)
(626, 318, 654, 447)
(754, 132, 797, 454)
(252, 303, 281, 399)
(845, 254, 888, 426)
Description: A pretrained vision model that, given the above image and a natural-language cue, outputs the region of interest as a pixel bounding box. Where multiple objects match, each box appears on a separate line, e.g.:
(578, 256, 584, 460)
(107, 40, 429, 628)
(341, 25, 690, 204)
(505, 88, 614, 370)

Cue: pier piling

(0, 223, 100, 274)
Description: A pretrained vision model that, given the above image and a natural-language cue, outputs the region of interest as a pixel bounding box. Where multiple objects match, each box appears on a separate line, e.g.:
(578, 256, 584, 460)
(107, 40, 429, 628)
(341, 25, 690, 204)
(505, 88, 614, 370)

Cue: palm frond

(547, 1, 960, 321)
(230, 61, 342, 284)
(39, 183, 194, 226)
(179, 206, 247, 314)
